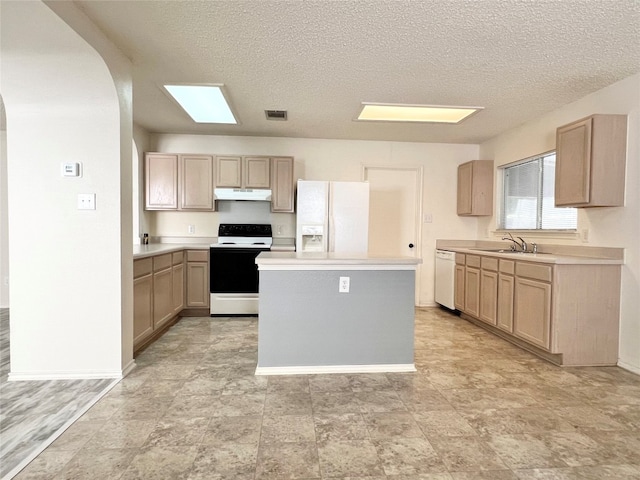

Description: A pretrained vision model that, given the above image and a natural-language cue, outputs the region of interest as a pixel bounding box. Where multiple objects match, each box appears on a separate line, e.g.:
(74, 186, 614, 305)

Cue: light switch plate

(62, 162, 80, 177)
(77, 193, 96, 210)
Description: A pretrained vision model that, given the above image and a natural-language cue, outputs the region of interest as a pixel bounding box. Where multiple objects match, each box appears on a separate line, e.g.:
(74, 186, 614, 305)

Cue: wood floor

(0, 309, 116, 479)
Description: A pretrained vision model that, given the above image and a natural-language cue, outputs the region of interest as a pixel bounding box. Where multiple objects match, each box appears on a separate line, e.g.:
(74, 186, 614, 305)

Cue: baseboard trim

(255, 363, 416, 376)
(121, 359, 137, 377)
(617, 360, 640, 376)
(8, 369, 125, 381)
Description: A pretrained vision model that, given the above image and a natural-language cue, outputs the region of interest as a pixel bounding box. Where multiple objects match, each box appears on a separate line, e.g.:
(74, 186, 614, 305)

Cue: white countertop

(437, 245, 624, 265)
(133, 243, 210, 259)
(255, 251, 422, 270)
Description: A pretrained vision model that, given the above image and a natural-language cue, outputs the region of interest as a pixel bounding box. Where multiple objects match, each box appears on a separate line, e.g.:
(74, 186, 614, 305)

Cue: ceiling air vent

(265, 110, 288, 121)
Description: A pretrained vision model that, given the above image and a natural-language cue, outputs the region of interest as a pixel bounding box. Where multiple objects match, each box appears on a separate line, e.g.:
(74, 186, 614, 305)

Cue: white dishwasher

(435, 249, 456, 310)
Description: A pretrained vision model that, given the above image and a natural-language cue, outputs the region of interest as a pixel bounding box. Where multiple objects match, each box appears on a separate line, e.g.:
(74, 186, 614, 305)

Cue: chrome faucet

(502, 232, 527, 252)
(517, 236, 527, 252)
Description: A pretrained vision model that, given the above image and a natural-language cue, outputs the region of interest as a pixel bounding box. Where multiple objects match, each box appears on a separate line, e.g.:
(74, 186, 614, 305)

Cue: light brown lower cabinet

(172, 252, 185, 315)
(464, 255, 481, 318)
(454, 254, 466, 310)
(133, 248, 207, 354)
(456, 253, 621, 366)
(514, 276, 552, 349)
(133, 269, 153, 347)
(479, 257, 498, 326)
(152, 255, 174, 330)
(496, 259, 515, 332)
(186, 250, 209, 308)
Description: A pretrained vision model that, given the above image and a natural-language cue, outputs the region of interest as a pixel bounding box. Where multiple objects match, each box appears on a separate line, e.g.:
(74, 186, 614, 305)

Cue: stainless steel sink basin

(470, 248, 547, 255)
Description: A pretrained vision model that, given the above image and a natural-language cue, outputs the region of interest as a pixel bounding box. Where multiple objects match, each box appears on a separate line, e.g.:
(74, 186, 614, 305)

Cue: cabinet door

(457, 162, 473, 215)
(133, 274, 153, 347)
(454, 264, 465, 310)
(464, 267, 480, 317)
(244, 157, 271, 188)
(514, 277, 551, 349)
(172, 263, 184, 314)
(216, 156, 242, 187)
(479, 270, 498, 325)
(497, 274, 514, 332)
(153, 267, 174, 329)
(555, 118, 592, 206)
(180, 155, 214, 210)
(145, 154, 178, 209)
(271, 157, 294, 212)
(187, 262, 209, 307)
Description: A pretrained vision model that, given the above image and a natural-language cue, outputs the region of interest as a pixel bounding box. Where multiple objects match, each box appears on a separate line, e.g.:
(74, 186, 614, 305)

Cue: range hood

(214, 188, 272, 201)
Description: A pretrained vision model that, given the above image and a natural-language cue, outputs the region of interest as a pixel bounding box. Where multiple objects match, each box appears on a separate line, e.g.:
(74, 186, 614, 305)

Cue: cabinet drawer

(455, 253, 466, 265)
(134, 258, 153, 278)
(187, 250, 208, 262)
(153, 253, 172, 271)
(499, 259, 515, 275)
(172, 251, 184, 265)
(516, 262, 552, 282)
(466, 255, 481, 268)
(481, 257, 498, 272)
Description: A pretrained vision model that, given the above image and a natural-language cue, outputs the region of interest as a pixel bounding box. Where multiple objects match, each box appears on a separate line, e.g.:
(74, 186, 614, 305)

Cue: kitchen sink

(470, 248, 548, 255)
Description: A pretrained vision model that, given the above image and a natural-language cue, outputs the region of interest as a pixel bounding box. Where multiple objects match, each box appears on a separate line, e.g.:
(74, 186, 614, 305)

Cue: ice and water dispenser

(299, 225, 325, 252)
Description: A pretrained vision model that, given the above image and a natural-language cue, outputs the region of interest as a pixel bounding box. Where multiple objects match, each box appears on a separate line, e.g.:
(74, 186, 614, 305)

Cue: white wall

(1, 1, 133, 378)
(150, 134, 480, 306)
(0, 129, 8, 308)
(479, 74, 640, 373)
(133, 124, 151, 244)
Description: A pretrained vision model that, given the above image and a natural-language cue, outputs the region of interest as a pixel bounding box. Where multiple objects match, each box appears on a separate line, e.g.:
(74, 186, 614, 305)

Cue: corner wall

(1, 1, 133, 378)
(479, 74, 640, 373)
(0, 128, 8, 308)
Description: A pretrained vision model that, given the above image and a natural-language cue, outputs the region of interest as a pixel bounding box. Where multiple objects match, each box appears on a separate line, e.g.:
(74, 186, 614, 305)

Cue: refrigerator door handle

(328, 215, 335, 252)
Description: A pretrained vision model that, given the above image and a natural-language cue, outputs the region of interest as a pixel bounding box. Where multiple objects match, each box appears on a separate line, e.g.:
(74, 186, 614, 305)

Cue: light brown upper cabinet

(270, 157, 295, 212)
(215, 156, 271, 189)
(145, 153, 178, 210)
(145, 153, 214, 211)
(457, 160, 493, 216)
(555, 114, 627, 207)
(180, 155, 214, 210)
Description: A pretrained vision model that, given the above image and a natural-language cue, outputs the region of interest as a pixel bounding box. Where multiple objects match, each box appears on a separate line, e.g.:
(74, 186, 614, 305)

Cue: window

(500, 152, 577, 230)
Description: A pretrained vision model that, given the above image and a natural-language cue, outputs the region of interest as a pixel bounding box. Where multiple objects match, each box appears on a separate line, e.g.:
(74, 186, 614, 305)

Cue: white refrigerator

(296, 180, 369, 254)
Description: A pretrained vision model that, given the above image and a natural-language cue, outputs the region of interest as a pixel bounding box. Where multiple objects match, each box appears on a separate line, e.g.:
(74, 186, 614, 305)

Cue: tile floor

(10, 307, 640, 479)
(0, 309, 116, 480)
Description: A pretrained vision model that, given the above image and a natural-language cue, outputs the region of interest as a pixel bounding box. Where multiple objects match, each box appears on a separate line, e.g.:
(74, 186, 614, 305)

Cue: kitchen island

(254, 252, 421, 375)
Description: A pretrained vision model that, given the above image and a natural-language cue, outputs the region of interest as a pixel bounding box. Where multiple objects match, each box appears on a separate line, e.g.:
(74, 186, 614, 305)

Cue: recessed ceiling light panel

(163, 84, 237, 124)
(356, 103, 483, 124)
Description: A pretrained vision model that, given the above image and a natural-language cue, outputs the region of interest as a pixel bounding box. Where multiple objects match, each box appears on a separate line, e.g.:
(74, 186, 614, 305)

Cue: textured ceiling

(70, 0, 639, 144)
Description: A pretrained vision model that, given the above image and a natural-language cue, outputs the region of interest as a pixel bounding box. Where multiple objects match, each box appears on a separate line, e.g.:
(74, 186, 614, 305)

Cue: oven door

(209, 246, 269, 316)
(209, 247, 268, 294)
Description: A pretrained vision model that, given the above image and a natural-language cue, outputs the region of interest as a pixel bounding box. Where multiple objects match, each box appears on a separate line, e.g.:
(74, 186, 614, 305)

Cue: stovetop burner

(212, 223, 273, 248)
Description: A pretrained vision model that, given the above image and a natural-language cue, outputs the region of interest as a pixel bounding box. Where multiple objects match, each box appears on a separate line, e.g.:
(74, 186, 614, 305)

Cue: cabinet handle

(408, 243, 414, 248)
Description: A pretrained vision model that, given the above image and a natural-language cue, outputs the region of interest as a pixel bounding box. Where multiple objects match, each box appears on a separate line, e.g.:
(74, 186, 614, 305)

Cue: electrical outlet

(339, 276, 350, 293)
(276, 224, 284, 235)
(188, 225, 195, 234)
(423, 213, 433, 223)
(582, 228, 589, 242)
(77, 193, 96, 210)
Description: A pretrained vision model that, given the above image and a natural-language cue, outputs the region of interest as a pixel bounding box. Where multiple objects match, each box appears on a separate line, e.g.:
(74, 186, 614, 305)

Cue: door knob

(408, 243, 414, 248)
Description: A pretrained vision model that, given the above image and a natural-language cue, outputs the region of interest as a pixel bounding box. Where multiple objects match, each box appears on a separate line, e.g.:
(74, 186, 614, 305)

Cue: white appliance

(214, 188, 272, 201)
(210, 223, 272, 316)
(296, 180, 369, 254)
(435, 249, 456, 310)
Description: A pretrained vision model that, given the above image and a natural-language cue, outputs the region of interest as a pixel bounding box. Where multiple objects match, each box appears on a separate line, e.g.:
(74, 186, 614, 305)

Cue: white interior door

(363, 166, 422, 303)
